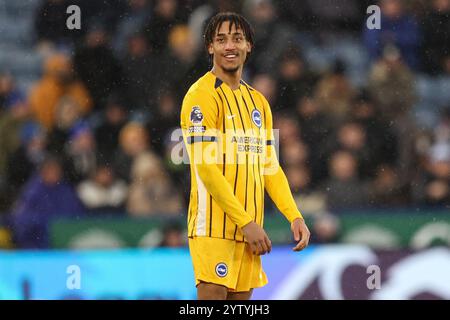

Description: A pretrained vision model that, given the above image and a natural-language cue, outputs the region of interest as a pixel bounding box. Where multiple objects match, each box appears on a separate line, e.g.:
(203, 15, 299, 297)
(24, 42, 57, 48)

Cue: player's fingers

(264, 236, 272, 253)
(256, 240, 265, 255)
(249, 242, 258, 254)
(293, 231, 309, 252)
(259, 239, 268, 255)
(292, 225, 300, 242)
(293, 240, 305, 252)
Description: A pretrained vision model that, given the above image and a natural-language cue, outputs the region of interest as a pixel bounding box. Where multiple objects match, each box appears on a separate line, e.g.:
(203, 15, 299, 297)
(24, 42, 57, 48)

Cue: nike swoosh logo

(227, 115, 236, 119)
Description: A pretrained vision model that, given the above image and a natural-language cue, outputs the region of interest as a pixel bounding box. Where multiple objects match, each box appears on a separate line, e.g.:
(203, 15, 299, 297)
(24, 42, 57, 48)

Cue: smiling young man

(180, 12, 310, 300)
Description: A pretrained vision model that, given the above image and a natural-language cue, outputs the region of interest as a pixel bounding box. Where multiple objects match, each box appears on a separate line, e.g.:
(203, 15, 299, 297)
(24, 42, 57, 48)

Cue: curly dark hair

(203, 12, 254, 56)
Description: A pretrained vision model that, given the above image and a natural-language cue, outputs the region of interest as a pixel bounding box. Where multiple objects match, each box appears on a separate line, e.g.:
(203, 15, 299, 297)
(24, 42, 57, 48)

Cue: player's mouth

(224, 53, 238, 62)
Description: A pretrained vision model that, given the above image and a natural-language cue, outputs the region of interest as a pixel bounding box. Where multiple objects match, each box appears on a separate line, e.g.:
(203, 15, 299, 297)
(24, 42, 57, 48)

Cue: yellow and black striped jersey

(181, 71, 303, 241)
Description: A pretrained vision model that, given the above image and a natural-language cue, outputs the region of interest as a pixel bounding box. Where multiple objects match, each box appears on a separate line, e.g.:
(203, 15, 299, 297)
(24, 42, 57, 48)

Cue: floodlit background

(0, 0, 449, 300)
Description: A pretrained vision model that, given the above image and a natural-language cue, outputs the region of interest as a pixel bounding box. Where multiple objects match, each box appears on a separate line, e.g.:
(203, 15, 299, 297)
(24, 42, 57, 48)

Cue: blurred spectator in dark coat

(0, 73, 23, 112)
(113, 122, 152, 182)
(412, 142, 450, 206)
(0, 92, 30, 179)
(252, 74, 278, 107)
(368, 163, 410, 206)
(364, 0, 421, 71)
(351, 91, 398, 167)
(113, 0, 153, 58)
(243, 0, 297, 74)
(77, 163, 128, 213)
(422, 0, 450, 75)
(321, 150, 370, 210)
(310, 213, 341, 244)
(122, 33, 161, 111)
(143, 0, 181, 55)
(368, 45, 416, 120)
(315, 61, 355, 122)
(159, 222, 186, 247)
(275, 47, 317, 115)
(73, 26, 125, 111)
(11, 156, 85, 248)
(286, 165, 327, 216)
(46, 97, 83, 155)
(146, 88, 180, 157)
(65, 122, 97, 183)
(158, 25, 209, 100)
(296, 95, 334, 186)
(2, 123, 47, 211)
(95, 94, 128, 164)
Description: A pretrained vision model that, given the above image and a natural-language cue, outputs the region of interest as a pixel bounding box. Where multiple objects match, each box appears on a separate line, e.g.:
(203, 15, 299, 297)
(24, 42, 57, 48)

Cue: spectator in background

(364, 0, 421, 71)
(275, 46, 317, 114)
(422, 0, 450, 75)
(159, 222, 186, 247)
(0, 93, 30, 180)
(122, 32, 160, 111)
(127, 151, 183, 216)
(368, 163, 408, 206)
(286, 165, 327, 216)
(368, 45, 416, 120)
(159, 25, 209, 99)
(243, 0, 297, 74)
(29, 53, 92, 130)
(113, 0, 153, 58)
(310, 213, 341, 244)
(3, 123, 47, 211)
(296, 94, 334, 186)
(351, 91, 398, 167)
(334, 121, 374, 179)
(146, 88, 180, 157)
(143, 0, 181, 55)
(46, 97, 83, 155)
(73, 25, 125, 111)
(0, 73, 23, 112)
(95, 94, 128, 164)
(65, 122, 97, 183)
(113, 122, 151, 182)
(314, 60, 355, 122)
(77, 163, 128, 213)
(11, 155, 85, 248)
(413, 142, 450, 206)
(369, 45, 419, 188)
(252, 74, 278, 107)
(321, 150, 369, 210)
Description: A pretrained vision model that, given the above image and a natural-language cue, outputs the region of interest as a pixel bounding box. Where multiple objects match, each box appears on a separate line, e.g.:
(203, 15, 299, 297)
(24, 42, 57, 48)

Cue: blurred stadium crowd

(0, 0, 449, 249)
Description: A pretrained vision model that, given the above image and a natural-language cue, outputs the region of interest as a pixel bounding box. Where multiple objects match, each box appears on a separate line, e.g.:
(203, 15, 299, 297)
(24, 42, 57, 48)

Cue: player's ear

(208, 43, 214, 55)
(246, 42, 252, 54)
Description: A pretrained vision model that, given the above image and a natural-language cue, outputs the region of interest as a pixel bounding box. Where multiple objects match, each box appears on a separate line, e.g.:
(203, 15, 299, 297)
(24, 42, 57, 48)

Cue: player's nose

(224, 39, 237, 51)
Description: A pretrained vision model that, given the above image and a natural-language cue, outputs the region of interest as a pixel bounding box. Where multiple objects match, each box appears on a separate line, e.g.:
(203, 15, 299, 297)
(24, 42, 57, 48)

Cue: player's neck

(211, 66, 242, 90)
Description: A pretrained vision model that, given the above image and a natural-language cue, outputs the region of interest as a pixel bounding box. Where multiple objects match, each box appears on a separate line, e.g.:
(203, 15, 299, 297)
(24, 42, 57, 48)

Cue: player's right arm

(181, 89, 271, 254)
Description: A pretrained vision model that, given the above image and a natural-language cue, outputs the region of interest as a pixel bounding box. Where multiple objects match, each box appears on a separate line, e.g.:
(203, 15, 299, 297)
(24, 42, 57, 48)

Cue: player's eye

(217, 38, 225, 43)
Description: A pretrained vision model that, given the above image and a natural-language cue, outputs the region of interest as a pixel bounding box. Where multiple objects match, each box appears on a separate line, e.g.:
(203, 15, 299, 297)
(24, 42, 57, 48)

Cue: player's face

(209, 21, 251, 74)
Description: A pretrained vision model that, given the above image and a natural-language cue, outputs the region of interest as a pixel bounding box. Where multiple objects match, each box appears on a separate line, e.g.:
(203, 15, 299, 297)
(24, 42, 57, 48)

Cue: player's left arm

(261, 97, 310, 252)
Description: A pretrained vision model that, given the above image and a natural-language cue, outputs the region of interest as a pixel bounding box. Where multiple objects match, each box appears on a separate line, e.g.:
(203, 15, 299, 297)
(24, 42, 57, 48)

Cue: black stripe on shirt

(186, 136, 216, 144)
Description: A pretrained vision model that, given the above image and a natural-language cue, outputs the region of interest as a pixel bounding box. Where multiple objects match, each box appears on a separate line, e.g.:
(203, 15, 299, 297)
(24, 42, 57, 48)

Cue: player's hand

(291, 218, 310, 252)
(242, 222, 272, 256)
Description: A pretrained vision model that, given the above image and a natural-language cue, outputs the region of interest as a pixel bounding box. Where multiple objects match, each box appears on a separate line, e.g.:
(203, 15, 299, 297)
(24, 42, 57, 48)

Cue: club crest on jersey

(251, 109, 262, 128)
(190, 106, 203, 124)
(215, 262, 228, 277)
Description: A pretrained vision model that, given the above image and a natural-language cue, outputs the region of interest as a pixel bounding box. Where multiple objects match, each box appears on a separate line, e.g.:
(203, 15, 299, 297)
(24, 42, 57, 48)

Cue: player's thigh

(197, 281, 228, 300)
(227, 289, 253, 300)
